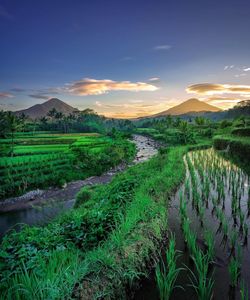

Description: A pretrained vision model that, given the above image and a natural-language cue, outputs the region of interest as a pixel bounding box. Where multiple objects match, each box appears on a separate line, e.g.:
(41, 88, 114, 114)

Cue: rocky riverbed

(0, 135, 159, 237)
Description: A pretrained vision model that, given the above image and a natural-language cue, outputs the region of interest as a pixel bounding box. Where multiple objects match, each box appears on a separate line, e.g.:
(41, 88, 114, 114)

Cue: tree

(81, 108, 96, 115)
(5, 112, 24, 156)
(0, 111, 9, 138)
(195, 116, 206, 126)
(47, 108, 58, 119)
(178, 120, 195, 144)
(39, 116, 48, 130)
(166, 115, 173, 127)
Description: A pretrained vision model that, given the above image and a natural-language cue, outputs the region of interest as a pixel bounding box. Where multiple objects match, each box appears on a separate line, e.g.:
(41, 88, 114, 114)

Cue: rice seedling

(187, 250, 214, 300)
(186, 230, 198, 258)
(204, 230, 215, 261)
(179, 191, 187, 223)
(185, 179, 190, 199)
(243, 223, 248, 245)
(198, 204, 205, 227)
(236, 244, 243, 266)
(228, 257, 241, 287)
(229, 228, 238, 251)
(238, 210, 245, 232)
(155, 236, 184, 300)
(222, 217, 228, 240)
(240, 280, 249, 300)
(182, 217, 191, 243)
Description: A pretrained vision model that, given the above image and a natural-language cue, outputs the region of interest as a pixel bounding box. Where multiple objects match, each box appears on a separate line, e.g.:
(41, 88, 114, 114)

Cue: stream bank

(0, 134, 158, 238)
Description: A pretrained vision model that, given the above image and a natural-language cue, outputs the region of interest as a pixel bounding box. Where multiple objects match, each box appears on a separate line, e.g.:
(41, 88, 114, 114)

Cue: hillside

(15, 98, 79, 119)
(153, 98, 221, 117)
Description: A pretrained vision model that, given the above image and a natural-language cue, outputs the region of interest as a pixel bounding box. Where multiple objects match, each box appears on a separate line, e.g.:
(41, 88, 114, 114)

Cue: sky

(0, 0, 250, 118)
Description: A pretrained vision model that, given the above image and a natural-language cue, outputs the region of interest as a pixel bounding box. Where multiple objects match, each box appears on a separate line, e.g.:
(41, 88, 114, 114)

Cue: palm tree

(5, 112, 24, 156)
(195, 116, 206, 126)
(39, 116, 48, 130)
(166, 115, 173, 127)
(178, 120, 190, 144)
(0, 111, 9, 138)
(47, 108, 58, 119)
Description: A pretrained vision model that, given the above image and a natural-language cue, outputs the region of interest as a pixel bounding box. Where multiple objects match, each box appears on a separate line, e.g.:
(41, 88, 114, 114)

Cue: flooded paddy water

(133, 148, 250, 300)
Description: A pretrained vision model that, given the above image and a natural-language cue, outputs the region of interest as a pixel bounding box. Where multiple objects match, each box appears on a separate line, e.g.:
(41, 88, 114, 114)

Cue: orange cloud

(0, 92, 14, 98)
(93, 99, 177, 119)
(66, 78, 158, 96)
(186, 83, 250, 95)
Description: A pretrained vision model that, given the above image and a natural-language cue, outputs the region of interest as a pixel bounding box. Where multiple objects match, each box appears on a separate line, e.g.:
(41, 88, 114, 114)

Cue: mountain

(152, 98, 221, 117)
(15, 98, 79, 119)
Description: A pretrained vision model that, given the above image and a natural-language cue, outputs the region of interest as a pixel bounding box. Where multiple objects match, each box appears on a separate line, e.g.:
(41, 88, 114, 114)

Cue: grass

(1, 250, 86, 300)
(0, 132, 135, 199)
(0, 146, 187, 299)
(240, 280, 249, 300)
(181, 147, 249, 298)
(213, 134, 250, 165)
(155, 236, 183, 300)
(229, 257, 241, 287)
(187, 250, 214, 300)
(204, 230, 215, 261)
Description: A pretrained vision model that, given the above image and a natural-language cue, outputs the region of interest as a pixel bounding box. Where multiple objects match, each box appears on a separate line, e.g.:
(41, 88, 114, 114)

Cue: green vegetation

(0, 102, 250, 299)
(0, 132, 135, 199)
(0, 146, 187, 299)
(156, 236, 183, 300)
(213, 134, 250, 163)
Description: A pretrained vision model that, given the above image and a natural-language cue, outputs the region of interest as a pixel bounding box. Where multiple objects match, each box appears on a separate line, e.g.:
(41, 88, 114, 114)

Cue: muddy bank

(0, 135, 158, 237)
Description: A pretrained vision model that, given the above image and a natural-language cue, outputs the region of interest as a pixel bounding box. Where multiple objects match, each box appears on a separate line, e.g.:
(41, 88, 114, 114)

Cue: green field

(0, 132, 134, 199)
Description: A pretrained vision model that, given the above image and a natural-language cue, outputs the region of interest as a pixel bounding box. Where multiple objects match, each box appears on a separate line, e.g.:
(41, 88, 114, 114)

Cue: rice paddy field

(0, 132, 129, 199)
(134, 148, 250, 299)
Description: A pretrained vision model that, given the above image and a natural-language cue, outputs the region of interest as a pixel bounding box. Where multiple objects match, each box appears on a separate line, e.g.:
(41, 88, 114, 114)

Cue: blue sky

(0, 0, 250, 117)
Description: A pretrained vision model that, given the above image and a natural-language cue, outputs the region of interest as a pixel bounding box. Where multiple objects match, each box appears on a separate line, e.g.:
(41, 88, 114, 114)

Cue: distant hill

(152, 98, 221, 117)
(15, 98, 79, 119)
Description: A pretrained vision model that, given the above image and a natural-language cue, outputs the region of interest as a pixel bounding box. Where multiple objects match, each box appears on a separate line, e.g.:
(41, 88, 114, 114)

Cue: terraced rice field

(0, 132, 114, 198)
(135, 148, 250, 299)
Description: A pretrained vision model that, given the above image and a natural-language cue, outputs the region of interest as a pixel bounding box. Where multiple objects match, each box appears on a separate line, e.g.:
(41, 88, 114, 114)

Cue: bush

(213, 135, 250, 163)
(74, 187, 92, 208)
(231, 127, 250, 137)
(220, 120, 232, 129)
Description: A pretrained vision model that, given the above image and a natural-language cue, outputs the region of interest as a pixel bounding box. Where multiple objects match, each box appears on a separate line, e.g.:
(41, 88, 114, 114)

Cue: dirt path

(0, 135, 159, 213)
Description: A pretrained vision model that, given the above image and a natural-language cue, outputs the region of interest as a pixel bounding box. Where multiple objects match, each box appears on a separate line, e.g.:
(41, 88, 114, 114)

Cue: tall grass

(156, 236, 183, 300)
(229, 257, 241, 287)
(1, 147, 187, 299)
(1, 250, 87, 300)
(187, 250, 214, 300)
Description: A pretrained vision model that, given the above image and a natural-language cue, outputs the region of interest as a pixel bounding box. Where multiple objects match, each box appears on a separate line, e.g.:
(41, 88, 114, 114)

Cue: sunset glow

(0, 0, 249, 117)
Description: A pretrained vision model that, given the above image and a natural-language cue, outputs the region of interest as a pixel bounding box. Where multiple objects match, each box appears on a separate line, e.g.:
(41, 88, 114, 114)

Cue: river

(0, 135, 158, 238)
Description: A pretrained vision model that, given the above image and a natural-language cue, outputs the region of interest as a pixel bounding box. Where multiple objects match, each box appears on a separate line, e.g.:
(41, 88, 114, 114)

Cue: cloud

(154, 45, 172, 51)
(11, 88, 26, 92)
(94, 99, 178, 119)
(205, 96, 240, 102)
(0, 5, 14, 20)
(186, 83, 250, 96)
(29, 94, 50, 100)
(148, 77, 160, 82)
(121, 56, 134, 61)
(128, 99, 144, 103)
(95, 101, 102, 107)
(243, 67, 250, 72)
(224, 65, 234, 70)
(234, 73, 247, 78)
(65, 78, 158, 96)
(0, 92, 14, 99)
